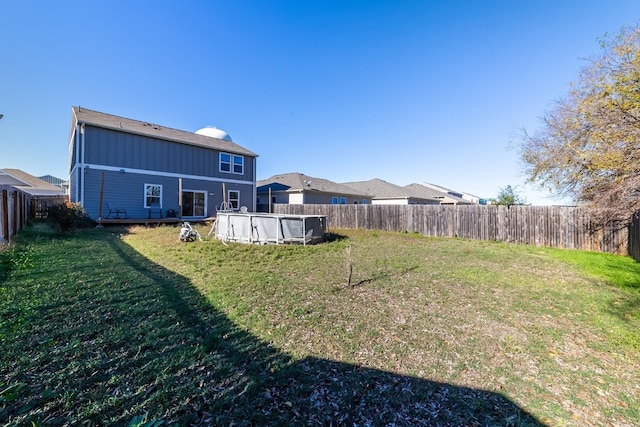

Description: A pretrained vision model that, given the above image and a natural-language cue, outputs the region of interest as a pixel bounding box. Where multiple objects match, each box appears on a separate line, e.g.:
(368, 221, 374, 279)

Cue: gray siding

(257, 190, 370, 205)
(84, 126, 255, 182)
(69, 168, 79, 203)
(303, 192, 368, 204)
(82, 170, 254, 219)
(258, 190, 290, 204)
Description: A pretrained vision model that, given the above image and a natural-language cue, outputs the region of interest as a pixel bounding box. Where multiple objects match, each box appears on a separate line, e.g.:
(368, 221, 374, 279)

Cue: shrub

(47, 201, 95, 233)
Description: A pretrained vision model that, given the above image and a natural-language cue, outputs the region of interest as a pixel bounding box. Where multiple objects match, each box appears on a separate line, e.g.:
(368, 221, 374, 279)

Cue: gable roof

(404, 183, 471, 204)
(342, 178, 440, 203)
(0, 169, 67, 196)
(421, 182, 483, 201)
(38, 175, 66, 186)
(257, 172, 367, 197)
(72, 106, 257, 157)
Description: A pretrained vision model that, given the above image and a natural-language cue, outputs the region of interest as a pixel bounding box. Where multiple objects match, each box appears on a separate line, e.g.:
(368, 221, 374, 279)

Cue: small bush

(47, 202, 95, 233)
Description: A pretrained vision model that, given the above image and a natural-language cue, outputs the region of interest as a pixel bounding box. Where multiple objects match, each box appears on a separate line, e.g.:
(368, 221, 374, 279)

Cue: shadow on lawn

(2, 230, 545, 426)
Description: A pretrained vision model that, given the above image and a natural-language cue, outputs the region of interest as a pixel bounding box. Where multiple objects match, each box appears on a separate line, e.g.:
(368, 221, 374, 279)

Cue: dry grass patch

(1, 224, 638, 426)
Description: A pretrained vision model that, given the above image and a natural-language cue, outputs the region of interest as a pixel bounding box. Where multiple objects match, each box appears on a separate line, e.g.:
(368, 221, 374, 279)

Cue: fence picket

(273, 204, 635, 256)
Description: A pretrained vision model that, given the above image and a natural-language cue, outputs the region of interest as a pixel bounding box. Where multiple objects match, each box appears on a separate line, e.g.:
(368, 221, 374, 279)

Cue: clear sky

(1, 1, 638, 205)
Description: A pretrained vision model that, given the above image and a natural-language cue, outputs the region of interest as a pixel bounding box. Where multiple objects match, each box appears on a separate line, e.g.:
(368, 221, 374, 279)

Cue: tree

(492, 185, 528, 206)
(519, 25, 640, 222)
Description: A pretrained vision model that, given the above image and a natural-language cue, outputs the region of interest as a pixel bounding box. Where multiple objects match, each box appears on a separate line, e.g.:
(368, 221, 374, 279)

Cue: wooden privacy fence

(273, 204, 630, 255)
(1, 186, 27, 244)
(1, 186, 67, 244)
(627, 211, 640, 261)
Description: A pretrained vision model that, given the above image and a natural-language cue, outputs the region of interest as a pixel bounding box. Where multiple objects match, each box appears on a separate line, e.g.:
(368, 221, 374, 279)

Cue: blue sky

(1, 1, 638, 205)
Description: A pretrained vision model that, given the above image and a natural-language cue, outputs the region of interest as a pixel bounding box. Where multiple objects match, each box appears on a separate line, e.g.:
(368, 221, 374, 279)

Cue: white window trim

(228, 189, 240, 209)
(144, 183, 162, 208)
(220, 152, 244, 175)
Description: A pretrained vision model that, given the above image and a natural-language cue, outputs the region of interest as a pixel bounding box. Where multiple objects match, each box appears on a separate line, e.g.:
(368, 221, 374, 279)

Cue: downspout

(80, 122, 85, 206)
(252, 156, 257, 212)
(74, 123, 81, 202)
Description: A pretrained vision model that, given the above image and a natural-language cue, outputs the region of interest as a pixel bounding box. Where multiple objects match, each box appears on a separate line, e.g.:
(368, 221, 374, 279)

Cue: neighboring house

(1, 169, 67, 196)
(342, 178, 441, 205)
(0, 169, 67, 223)
(403, 183, 472, 205)
(68, 106, 258, 220)
(420, 182, 487, 205)
(39, 175, 69, 194)
(257, 172, 371, 210)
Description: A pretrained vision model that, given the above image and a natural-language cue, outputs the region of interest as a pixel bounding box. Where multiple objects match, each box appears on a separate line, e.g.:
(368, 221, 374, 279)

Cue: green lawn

(1, 224, 638, 426)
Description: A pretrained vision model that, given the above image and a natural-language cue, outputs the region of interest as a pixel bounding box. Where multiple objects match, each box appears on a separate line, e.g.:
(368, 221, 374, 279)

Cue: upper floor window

(144, 184, 162, 208)
(220, 152, 244, 174)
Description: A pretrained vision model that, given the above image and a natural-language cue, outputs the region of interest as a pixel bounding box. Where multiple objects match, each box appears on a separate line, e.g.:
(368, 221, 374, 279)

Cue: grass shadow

(0, 229, 545, 426)
(324, 231, 348, 242)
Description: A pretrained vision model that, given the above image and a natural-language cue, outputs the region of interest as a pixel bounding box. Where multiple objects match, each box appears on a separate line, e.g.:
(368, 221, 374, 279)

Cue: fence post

(1, 189, 8, 244)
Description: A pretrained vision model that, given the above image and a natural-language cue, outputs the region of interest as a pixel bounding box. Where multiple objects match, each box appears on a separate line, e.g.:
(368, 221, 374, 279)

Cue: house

(256, 172, 371, 211)
(0, 169, 68, 223)
(39, 175, 69, 193)
(1, 169, 67, 197)
(342, 178, 441, 205)
(68, 107, 258, 221)
(420, 182, 487, 205)
(403, 183, 472, 205)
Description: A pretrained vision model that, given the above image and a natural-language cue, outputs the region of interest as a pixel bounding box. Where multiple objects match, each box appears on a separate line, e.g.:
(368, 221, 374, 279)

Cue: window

(340, 197, 346, 204)
(228, 190, 240, 209)
(144, 184, 162, 208)
(362, 199, 368, 204)
(332, 196, 339, 204)
(220, 152, 244, 174)
(233, 155, 244, 174)
(271, 195, 277, 204)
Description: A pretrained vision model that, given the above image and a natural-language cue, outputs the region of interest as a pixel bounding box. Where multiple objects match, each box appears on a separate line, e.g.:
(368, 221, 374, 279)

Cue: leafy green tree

(493, 185, 528, 206)
(519, 25, 640, 221)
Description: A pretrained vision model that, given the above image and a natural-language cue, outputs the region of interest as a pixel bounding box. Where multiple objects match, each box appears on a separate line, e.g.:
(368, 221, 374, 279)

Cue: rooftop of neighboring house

(421, 182, 484, 201)
(39, 175, 68, 190)
(404, 183, 471, 204)
(72, 106, 258, 157)
(258, 172, 480, 204)
(0, 169, 67, 196)
(257, 172, 368, 197)
(342, 178, 440, 203)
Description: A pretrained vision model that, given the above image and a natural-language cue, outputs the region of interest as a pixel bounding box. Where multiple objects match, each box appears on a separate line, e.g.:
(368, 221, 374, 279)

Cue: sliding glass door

(182, 190, 206, 217)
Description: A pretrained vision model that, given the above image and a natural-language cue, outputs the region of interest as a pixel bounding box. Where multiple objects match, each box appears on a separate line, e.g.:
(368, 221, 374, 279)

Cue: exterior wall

(256, 190, 371, 206)
(256, 190, 289, 212)
(69, 167, 80, 203)
(372, 199, 410, 205)
(69, 123, 257, 218)
(373, 198, 440, 205)
(83, 126, 255, 182)
(80, 169, 254, 219)
(256, 190, 290, 205)
(289, 192, 304, 204)
(301, 192, 370, 205)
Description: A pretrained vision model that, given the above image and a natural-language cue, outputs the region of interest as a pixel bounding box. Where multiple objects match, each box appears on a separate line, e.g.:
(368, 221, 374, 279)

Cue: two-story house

(68, 107, 257, 221)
